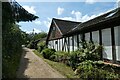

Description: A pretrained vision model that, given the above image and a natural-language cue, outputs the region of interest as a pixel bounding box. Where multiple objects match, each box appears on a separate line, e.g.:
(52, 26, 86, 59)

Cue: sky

(15, 0, 120, 34)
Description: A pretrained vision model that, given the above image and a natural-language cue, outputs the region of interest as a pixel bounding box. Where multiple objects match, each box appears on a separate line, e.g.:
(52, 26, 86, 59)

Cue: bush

(41, 48, 56, 59)
(69, 50, 83, 69)
(69, 41, 102, 69)
(37, 41, 46, 53)
(76, 60, 119, 79)
(50, 51, 70, 64)
(79, 41, 102, 61)
(27, 41, 35, 49)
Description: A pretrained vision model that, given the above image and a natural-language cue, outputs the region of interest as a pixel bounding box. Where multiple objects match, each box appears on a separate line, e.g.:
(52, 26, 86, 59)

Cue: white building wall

(85, 32, 90, 41)
(102, 28, 112, 60)
(59, 39, 62, 51)
(48, 41, 53, 49)
(50, 41, 53, 49)
(92, 31, 99, 44)
(78, 34, 82, 48)
(54, 40, 58, 51)
(114, 26, 120, 61)
(65, 37, 69, 52)
(57, 39, 60, 51)
(48, 41, 51, 48)
(62, 38, 65, 51)
(69, 36, 73, 52)
(52, 40, 54, 49)
(52, 41, 54, 49)
(74, 35, 78, 51)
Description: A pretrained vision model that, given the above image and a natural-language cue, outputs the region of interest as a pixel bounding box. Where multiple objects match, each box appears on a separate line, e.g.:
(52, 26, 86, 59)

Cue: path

(17, 47, 65, 78)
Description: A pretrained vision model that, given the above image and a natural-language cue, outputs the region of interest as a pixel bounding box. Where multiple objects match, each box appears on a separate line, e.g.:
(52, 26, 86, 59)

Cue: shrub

(41, 48, 56, 59)
(27, 41, 35, 49)
(79, 41, 102, 61)
(69, 41, 103, 69)
(48, 41, 103, 71)
(76, 60, 119, 79)
(50, 51, 70, 64)
(69, 50, 84, 69)
(37, 41, 46, 53)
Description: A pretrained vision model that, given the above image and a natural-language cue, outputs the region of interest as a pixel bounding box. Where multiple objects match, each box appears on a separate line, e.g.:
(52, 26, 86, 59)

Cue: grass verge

(33, 50, 79, 78)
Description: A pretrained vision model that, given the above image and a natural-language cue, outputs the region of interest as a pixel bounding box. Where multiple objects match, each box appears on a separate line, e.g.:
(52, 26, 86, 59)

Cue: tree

(32, 32, 47, 40)
(2, 1, 38, 78)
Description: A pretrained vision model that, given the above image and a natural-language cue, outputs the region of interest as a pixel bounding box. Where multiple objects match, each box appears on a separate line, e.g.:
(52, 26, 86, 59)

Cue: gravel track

(17, 47, 65, 78)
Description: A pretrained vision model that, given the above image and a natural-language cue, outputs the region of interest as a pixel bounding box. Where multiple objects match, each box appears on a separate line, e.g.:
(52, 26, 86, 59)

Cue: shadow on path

(16, 47, 30, 79)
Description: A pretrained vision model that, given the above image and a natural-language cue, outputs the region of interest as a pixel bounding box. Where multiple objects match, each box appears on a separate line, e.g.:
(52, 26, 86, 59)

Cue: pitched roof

(53, 18, 81, 35)
(46, 18, 81, 42)
(64, 7, 120, 36)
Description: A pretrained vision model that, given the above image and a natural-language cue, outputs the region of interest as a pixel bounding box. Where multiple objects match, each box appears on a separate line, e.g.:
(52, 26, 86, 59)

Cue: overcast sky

(16, 0, 119, 33)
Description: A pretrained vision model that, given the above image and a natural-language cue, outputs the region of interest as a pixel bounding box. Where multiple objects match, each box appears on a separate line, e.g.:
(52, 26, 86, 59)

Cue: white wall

(62, 38, 65, 51)
(52, 40, 57, 51)
(78, 34, 82, 48)
(92, 31, 99, 44)
(57, 39, 60, 51)
(59, 39, 62, 51)
(85, 32, 90, 41)
(69, 36, 73, 52)
(48, 41, 51, 48)
(102, 28, 112, 60)
(114, 26, 120, 61)
(74, 35, 78, 51)
(48, 41, 53, 49)
(65, 37, 69, 52)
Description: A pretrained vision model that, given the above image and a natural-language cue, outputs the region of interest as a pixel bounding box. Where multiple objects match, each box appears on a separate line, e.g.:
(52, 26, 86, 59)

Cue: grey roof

(64, 7, 120, 35)
(53, 18, 81, 35)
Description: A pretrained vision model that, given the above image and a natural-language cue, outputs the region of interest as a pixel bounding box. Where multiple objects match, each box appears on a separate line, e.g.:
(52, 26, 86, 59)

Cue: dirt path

(17, 47, 65, 78)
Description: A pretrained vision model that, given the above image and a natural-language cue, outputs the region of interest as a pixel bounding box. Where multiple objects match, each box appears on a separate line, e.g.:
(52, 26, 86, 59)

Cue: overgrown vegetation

(41, 48, 56, 59)
(2, 2, 38, 78)
(27, 32, 47, 49)
(76, 60, 119, 79)
(37, 41, 46, 53)
(36, 41, 120, 79)
(33, 50, 79, 78)
(2, 21, 25, 78)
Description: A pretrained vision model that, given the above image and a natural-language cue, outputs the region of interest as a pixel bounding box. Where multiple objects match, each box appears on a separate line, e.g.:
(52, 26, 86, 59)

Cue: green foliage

(79, 41, 102, 61)
(50, 51, 70, 64)
(2, 50, 22, 78)
(69, 50, 83, 69)
(2, 23, 24, 78)
(37, 41, 46, 53)
(2, 1, 38, 78)
(76, 60, 119, 79)
(41, 48, 56, 59)
(26, 32, 47, 49)
(27, 41, 34, 49)
(68, 41, 102, 69)
(33, 32, 47, 40)
(33, 50, 79, 78)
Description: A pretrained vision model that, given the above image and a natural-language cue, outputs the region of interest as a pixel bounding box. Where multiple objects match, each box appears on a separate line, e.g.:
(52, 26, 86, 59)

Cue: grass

(33, 50, 79, 78)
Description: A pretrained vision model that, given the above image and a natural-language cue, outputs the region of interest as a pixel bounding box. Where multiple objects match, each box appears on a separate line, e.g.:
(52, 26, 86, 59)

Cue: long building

(46, 7, 120, 64)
